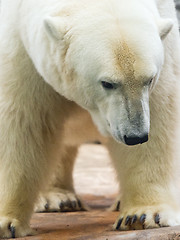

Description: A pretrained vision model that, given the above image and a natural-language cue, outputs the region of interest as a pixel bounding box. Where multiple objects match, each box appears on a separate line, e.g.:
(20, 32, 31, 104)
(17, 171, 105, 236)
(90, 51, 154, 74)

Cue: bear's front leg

(0, 50, 67, 238)
(0, 92, 65, 238)
(0, 95, 64, 238)
(107, 115, 180, 230)
(0, 117, 41, 238)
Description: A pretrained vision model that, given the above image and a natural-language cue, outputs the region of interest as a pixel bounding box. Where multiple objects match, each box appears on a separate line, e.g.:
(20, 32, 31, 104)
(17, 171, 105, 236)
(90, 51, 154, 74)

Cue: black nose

(124, 134, 148, 146)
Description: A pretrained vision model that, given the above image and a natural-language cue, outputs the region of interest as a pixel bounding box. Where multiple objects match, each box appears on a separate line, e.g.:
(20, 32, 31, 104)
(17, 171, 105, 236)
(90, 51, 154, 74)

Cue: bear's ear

(44, 16, 66, 40)
(158, 18, 174, 39)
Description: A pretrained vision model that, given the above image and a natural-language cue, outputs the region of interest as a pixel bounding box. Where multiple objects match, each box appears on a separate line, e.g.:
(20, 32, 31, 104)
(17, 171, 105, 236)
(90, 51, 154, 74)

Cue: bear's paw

(0, 217, 34, 238)
(34, 188, 89, 212)
(113, 204, 180, 230)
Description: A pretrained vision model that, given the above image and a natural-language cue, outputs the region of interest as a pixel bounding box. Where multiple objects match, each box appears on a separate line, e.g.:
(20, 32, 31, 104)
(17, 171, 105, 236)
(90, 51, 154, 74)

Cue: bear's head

(43, 0, 173, 145)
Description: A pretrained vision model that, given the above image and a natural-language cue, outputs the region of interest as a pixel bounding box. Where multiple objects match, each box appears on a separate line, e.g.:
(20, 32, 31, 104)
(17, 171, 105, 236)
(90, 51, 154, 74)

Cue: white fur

(0, 0, 180, 237)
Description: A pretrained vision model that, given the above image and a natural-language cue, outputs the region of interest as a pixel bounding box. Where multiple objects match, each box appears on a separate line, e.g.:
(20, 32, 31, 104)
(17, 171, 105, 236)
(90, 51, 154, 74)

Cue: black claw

(155, 214, 160, 225)
(44, 203, 49, 210)
(125, 216, 131, 226)
(116, 218, 123, 230)
(9, 226, 15, 238)
(77, 199, 82, 208)
(116, 201, 120, 211)
(59, 201, 65, 210)
(140, 214, 146, 224)
(131, 215, 137, 225)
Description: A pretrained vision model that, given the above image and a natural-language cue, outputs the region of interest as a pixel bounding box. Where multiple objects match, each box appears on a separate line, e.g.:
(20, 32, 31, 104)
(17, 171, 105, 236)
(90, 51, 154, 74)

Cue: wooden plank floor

(16, 195, 180, 240)
(13, 144, 180, 240)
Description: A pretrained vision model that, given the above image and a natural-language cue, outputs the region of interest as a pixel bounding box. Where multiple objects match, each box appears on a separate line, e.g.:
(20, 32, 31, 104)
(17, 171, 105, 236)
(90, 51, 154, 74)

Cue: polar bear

(0, 0, 180, 238)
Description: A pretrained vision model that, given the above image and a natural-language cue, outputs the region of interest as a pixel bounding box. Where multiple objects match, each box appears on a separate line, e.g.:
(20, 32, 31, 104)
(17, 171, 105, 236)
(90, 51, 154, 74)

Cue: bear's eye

(149, 78, 153, 85)
(101, 81, 116, 89)
(145, 78, 154, 87)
